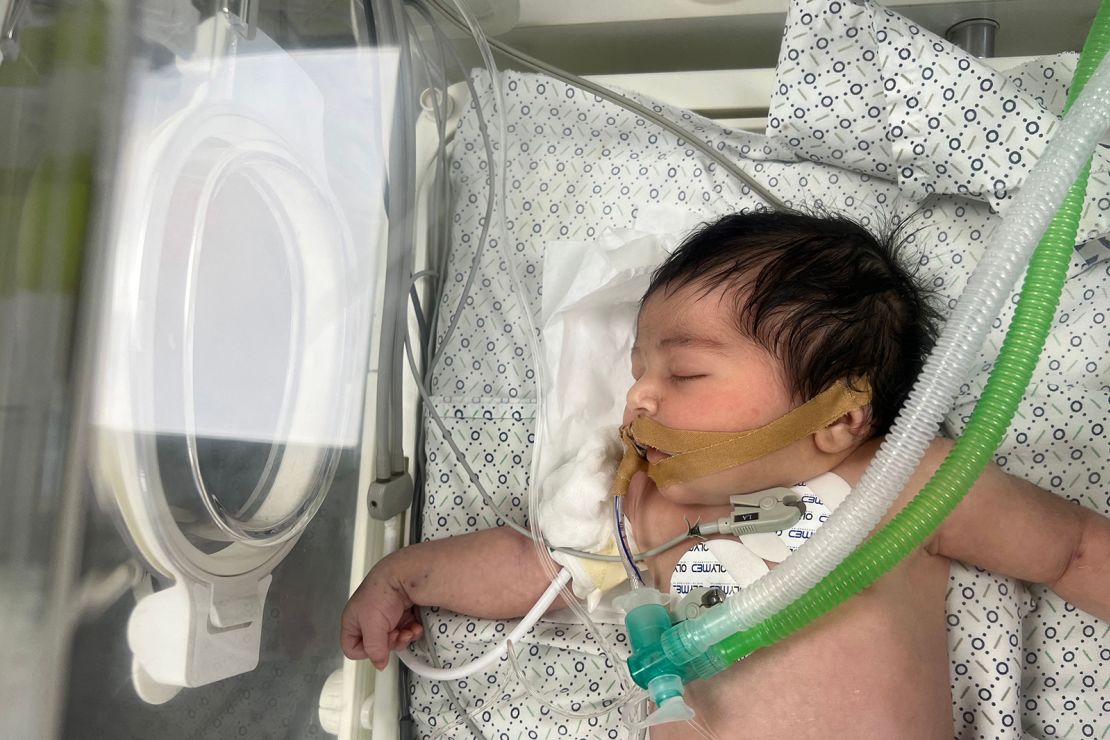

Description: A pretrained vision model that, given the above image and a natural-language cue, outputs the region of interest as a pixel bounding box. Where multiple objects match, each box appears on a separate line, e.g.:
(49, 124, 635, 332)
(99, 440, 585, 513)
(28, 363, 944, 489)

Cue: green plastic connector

(615, 587, 698, 728)
(616, 588, 691, 688)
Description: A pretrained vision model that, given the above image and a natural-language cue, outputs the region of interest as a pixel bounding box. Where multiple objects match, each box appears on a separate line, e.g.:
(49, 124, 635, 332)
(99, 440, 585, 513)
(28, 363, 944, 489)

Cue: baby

(342, 211, 1110, 738)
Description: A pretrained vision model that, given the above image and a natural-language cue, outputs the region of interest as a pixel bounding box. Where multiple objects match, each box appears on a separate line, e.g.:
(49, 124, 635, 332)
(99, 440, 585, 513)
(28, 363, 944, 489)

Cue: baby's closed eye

(672, 374, 706, 383)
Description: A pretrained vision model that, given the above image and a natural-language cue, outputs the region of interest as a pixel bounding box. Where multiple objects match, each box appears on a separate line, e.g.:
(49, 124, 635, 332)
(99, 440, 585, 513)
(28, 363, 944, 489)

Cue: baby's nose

(625, 377, 659, 416)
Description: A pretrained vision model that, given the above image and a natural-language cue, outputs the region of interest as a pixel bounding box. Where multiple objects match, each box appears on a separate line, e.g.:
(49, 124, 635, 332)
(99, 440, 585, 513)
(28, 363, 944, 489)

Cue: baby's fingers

(340, 617, 370, 661)
(340, 565, 418, 669)
(341, 610, 392, 666)
(340, 599, 395, 668)
(389, 622, 425, 653)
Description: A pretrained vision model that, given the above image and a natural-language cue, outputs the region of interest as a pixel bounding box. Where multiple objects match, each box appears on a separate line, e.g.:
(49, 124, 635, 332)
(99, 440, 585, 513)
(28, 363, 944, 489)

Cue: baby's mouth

(644, 445, 672, 465)
(626, 427, 672, 465)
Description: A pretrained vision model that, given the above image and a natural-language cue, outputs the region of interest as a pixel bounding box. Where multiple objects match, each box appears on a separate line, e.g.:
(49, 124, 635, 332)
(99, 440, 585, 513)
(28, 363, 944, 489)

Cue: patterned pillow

(767, 0, 1110, 243)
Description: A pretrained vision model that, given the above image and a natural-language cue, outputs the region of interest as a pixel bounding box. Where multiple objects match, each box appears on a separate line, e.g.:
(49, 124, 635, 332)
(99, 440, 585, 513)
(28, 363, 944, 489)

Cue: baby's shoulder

(829, 436, 955, 490)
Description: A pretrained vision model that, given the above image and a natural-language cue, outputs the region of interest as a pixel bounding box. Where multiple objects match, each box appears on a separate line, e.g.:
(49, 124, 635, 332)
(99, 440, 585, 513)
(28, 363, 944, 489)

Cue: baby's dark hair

(644, 209, 942, 436)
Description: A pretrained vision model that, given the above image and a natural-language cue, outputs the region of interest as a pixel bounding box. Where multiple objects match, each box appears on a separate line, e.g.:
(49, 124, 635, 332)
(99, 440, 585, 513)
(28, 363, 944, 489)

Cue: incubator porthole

(181, 171, 301, 541)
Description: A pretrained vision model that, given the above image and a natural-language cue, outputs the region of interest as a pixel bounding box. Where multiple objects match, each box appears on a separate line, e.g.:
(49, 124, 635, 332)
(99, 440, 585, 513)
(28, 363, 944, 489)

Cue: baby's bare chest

(630, 490, 955, 738)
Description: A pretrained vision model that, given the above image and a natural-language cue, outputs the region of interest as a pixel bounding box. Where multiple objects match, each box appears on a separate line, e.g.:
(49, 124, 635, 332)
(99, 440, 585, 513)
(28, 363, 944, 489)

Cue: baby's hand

(341, 558, 425, 670)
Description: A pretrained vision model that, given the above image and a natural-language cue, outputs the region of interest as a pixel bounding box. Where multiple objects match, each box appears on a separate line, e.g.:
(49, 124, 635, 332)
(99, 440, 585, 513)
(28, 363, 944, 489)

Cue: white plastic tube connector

(397, 569, 572, 680)
(702, 51, 1110, 639)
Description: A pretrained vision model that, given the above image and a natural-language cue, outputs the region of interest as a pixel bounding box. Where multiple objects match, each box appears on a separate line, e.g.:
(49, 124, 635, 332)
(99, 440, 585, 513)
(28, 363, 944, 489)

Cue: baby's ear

(813, 405, 873, 454)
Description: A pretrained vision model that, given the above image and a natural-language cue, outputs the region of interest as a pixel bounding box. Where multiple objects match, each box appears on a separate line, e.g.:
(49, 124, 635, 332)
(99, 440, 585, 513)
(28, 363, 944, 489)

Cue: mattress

(409, 2, 1110, 737)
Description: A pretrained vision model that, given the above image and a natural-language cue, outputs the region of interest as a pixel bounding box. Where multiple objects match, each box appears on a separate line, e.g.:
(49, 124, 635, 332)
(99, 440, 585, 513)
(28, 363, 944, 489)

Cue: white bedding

(410, 1, 1110, 736)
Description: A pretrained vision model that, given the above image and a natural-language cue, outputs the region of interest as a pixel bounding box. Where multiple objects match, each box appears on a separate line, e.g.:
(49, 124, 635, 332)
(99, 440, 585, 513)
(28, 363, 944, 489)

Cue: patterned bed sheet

(409, 1, 1110, 737)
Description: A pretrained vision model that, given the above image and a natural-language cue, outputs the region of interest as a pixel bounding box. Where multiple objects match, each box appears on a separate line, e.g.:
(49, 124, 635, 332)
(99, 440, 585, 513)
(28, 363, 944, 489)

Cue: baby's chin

(652, 480, 735, 508)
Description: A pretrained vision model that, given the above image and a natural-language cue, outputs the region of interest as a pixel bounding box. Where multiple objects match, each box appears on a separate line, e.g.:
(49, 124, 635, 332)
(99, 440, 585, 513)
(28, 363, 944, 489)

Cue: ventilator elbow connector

(618, 486, 804, 707)
(615, 588, 697, 727)
(659, 600, 739, 668)
(615, 587, 733, 728)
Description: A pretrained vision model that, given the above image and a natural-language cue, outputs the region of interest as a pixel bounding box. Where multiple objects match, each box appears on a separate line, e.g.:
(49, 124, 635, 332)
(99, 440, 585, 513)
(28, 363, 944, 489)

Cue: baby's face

(624, 282, 808, 505)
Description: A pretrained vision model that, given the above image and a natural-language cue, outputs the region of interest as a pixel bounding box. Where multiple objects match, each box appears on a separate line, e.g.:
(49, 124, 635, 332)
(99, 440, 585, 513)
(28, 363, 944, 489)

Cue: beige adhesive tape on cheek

(610, 427, 649, 499)
(627, 380, 872, 489)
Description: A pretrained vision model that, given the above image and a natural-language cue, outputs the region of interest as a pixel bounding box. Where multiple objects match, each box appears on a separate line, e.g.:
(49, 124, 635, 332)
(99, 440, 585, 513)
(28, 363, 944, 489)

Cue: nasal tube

(655, 6, 1110, 674)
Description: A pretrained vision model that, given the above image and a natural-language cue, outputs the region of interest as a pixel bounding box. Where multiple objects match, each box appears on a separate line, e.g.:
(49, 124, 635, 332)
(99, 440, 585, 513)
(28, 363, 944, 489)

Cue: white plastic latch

(127, 573, 272, 693)
(318, 669, 344, 735)
(318, 669, 374, 736)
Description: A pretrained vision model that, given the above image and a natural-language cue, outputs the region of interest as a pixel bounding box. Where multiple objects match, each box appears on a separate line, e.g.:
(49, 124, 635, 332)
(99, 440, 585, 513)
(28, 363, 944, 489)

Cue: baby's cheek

(625, 476, 685, 551)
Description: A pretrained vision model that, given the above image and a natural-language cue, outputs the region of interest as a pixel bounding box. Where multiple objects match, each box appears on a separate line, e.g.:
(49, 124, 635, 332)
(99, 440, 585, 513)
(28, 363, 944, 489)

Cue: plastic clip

(716, 487, 804, 537)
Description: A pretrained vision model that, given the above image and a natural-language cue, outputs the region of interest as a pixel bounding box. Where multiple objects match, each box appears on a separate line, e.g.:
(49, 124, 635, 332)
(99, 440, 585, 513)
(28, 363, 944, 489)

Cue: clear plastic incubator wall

(1, 0, 1108, 739)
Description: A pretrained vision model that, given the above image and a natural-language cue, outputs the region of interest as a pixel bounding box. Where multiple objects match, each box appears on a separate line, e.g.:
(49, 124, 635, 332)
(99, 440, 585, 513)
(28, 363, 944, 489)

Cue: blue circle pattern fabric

(411, 1, 1110, 736)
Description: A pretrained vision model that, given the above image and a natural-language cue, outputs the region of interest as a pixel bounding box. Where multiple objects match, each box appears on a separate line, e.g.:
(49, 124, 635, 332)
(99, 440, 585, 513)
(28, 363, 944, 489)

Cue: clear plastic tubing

(441, 0, 634, 695)
(398, 569, 572, 680)
(663, 6, 1110, 668)
(614, 496, 646, 586)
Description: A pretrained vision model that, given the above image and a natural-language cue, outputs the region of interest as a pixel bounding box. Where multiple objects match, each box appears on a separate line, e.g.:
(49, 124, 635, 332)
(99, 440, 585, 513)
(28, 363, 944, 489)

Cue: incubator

(1, 0, 1108, 739)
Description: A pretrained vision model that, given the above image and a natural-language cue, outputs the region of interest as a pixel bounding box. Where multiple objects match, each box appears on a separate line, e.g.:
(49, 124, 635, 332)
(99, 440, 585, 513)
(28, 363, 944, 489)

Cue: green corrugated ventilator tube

(701, 0, 1110, 672)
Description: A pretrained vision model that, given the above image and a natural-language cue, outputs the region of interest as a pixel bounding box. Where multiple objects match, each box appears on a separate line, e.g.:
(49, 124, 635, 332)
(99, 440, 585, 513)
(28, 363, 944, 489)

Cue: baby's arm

(927, 440, 1110, 620)
(341, 526, 567, 669)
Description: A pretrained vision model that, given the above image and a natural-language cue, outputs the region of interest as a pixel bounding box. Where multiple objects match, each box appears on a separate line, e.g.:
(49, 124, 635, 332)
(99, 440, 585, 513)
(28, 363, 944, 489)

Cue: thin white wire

(505, 639, 647, 720)
(424, 0, 635, 699)
(423, 0, 787, 209)
(397, 569, 572, 680)
(684, 716, 721, 740)
(429, 677, 529, 740)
